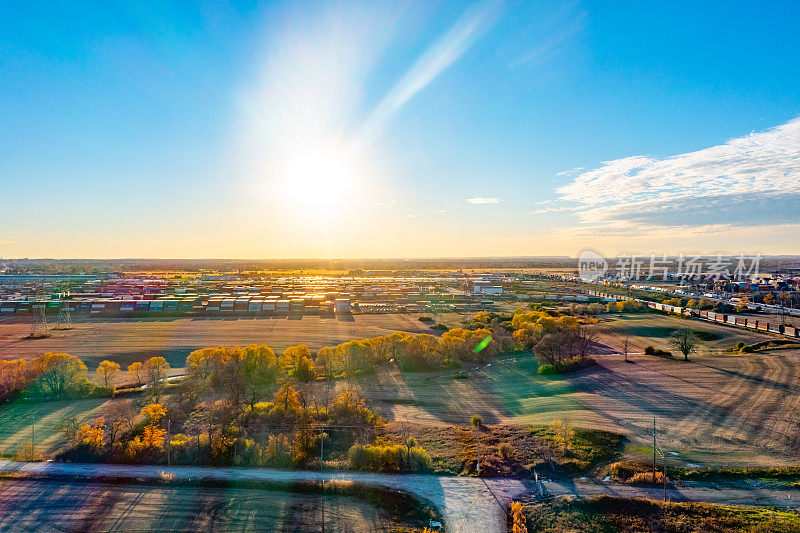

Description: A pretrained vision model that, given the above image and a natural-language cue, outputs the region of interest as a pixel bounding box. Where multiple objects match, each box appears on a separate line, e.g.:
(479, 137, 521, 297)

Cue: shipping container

(334, 298, 351, 313)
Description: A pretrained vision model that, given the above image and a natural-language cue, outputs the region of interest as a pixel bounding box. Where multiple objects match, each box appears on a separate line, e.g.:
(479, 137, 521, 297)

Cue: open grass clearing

(0, 398, 113, 457)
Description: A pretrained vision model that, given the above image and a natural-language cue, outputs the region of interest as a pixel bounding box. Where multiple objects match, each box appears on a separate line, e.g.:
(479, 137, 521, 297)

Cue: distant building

(472, 280, 503, 294)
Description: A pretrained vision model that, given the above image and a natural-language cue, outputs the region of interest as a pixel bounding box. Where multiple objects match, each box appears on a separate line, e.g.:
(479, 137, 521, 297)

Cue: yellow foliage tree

(96, 360, 120, 390)
(550, 419, 574, 454)
(127, 361, 143, 385)
(78, 417, 105, 448)
(511, 501, 527, 533)
(30, 353, 88, 397)
(141, 424, 167, 450)
(140, 402, 167, 423)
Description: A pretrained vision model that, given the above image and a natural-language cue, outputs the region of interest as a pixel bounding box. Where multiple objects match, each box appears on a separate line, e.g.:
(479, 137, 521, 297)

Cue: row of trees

(0, 353, 99, 402)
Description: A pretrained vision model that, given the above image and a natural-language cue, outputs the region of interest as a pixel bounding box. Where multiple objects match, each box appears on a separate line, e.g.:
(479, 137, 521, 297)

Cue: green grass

(522, 495, 800, 533)
(480, 354, 589, 423)
(0, 398, 108, 457)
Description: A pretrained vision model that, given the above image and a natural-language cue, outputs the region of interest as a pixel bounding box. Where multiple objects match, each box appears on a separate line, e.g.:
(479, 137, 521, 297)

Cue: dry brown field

(0, 314, 431, 368)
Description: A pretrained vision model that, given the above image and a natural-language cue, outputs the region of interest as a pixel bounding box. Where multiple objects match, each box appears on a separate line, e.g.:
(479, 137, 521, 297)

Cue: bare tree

(575, 325, 598, 358)
(671, 329, 698, 361)
(622, 336, 631, 363)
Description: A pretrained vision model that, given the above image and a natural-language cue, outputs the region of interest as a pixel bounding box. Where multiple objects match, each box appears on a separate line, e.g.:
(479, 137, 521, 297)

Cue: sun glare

(279, 142, 361, 212)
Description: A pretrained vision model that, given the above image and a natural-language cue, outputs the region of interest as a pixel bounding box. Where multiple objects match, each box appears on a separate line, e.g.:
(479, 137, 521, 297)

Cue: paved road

(4, 461, 800, 532)
(0, 460, 528, 533)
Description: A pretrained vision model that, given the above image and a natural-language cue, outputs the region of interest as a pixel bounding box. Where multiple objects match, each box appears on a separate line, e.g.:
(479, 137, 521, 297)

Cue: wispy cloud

(467, 197, 501, 204)
(555, 167, 584, 176)
(557, 117, 800, 229)
(355, 1, 503, 149)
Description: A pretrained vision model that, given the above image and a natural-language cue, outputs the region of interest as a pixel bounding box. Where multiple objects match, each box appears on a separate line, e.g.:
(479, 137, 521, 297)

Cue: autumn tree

(78, 417, 105, 448)
(281, 344, 315, 382)
(239, 344, 280, 408)
(551, 419, 574, 454)
(96, 360, 120, 391)
(736, 297, 749, 312)
(127, 361, 143, 386)
(763, 293, 776, 306)
(135, 403, 167, 451)
(698, 298, 714, 310)
(511, 501, 528, 533)
(30, 353, 88, 397)
(143, 356, 169, 402)
(0, 359, 29, 400)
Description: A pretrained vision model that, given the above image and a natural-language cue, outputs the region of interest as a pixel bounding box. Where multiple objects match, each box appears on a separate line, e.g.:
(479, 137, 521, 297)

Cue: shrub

(538, 356, 596, 375)
(348, 443, 431, 473)
(418, 316, 434, 323)
(432, 323, 449, 331)
(644, 345, 672, 356)
(537, 364, 556, 375)
(498, 442, 515, 461)
(604, 461, 655, 481)
(628, 471, 666, 485)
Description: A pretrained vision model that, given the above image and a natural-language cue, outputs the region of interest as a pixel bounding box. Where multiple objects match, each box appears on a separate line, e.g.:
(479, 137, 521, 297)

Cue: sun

(279, 141, 359, 211)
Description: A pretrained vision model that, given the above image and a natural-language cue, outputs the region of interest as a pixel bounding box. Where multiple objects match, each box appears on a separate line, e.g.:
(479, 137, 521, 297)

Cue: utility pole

(476, 428, 481, 477)
(319, 425, 325, 533)
(653, 417, 657, 484)
(167, 419, 171, 466)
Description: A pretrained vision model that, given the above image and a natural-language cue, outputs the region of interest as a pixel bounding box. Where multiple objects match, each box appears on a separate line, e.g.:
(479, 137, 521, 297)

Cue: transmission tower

(29, 283, 48, 338)
(57, 279, 73, 330)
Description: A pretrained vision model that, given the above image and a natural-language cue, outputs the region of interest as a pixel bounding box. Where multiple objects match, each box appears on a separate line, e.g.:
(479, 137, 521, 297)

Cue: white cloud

(555, 167, 584, 176)
(467, 197, 500, 205)
(557, 117, 800, 228)
(355, 1, 502, 150)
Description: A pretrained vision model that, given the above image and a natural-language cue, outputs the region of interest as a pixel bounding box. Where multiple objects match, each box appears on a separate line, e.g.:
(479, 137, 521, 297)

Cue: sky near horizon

(1, 1, 799, 259)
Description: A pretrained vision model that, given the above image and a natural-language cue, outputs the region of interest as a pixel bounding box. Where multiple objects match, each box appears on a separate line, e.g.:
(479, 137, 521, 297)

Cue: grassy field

(520, 495, 800, 532)
(0, 398, 111, 457)
(0, 313, 432, 368)
(0, 478, 429, 532)
(594, 313, 775, 354)
(354, 315, 800, 469)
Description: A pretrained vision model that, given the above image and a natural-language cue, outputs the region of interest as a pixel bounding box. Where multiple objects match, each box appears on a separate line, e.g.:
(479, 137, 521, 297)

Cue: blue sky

(1, 0, 799, 258)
